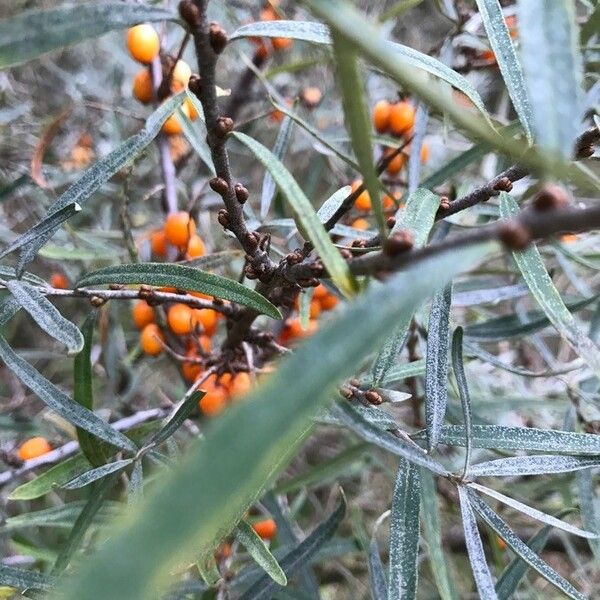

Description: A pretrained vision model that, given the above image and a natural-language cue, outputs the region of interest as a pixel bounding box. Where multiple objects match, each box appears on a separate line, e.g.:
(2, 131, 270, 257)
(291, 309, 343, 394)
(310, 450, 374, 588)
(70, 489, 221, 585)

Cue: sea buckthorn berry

(309, 299, 321, 319)
(283, 318, 318, 341)
(253, 39, 271, 61)
(383, 194, 396, 211)
(168, 303, 194, 336)
(384, 149, 406, 176)
(313, 284, 328, 300)
(132, 300, 155, 330)
(50, 272, 68, 290)
(199, 374, 228, 416)
(252, 518, 277, 540)
(389, 101, 416, 136)
(561, 233, 578, 244)
(420, 142, 430, 164)
(182, 349, 202, 382)
(171, 60, 192, 91)
(17, 437, 52, 461)
(260, 6, 278, 21)
(193, 308, 218, 336)
(150, 229, 168, 257)
(186, 234, 206, 259)
(272, 37, 293, 51)
(351, 180, 371, 212)
(301, 87, 322, 108)
(372, 100, 391, 133)
(161, 101, 191, 136)
(230, 372, 252, 399)
(132, 69, 153, 104)
(164, 211, 196, 248)
(352, 217, 369, 231)
(184, 97, 200, 121)
(320, 293, 339, 311)
(140, 323, 164, 356)
(127, 24, 160, 65)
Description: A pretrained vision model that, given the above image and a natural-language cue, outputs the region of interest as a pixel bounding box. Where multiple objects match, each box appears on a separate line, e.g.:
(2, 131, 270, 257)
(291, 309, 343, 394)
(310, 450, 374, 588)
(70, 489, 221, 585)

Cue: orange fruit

(17, 437, 52, 461)
(320, 293, 339, 311)
(272, 37, 293, 51)
(132, 300, 155, 330)
(182, 349, 202, 382)
(313, 284, 328, 300)
(252, 518, 277, 540)
(193, 309, 218, 336)
(168, 303, 194, 335)
(140, 323, 164, 355)
(199, 374, 228, 416)
(260, 6, 278, 21)
(351, 180, 371, 212)
(372, 100, 391, 133)
(171, 60, 192, 91)
(389, 101, 416, 136)
(383, 194, 396, 211)
(50, 272, 68, 290)
(161, 101, 191, 136)
(164, 211, 196, 248)
(301, 87, 322, 108)
(561, 233, 578, 243)
(184, 97, 200, 121)
(384, 150, 406, 175)
(151, 229, 168, 257)
(230, 372, 252, 399)
(186, 234, 205, 259)
(420, 142, 430, 164)
(127, 24, 160, 65)
(132, 69, 153, 104)
(282, 318, 318, 343)
(351, 217, 369, 230)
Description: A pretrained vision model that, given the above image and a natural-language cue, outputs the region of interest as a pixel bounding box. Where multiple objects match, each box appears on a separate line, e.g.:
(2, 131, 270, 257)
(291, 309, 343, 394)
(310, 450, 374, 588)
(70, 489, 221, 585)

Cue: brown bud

(188, 74, 202, 96)
(439, 196, 451, 211)
(340, 249, 353, 260)
(340, 387, 354, 399)
(498, 221, 531, 251)
(90, 296, 106, 308)
(244, 265, 258, 279)
(108, 283, 124, 290)
(351, 239, 367, 248)
(217, 209, 230, 228)
(179, 0, 200, 27)
(493, 176, 513, 193)
(209, 176, 229, 196)
(386, 216, 396, 229)
(215, 116, 234, 137)
(383, 229, 414, 256)
(532, 184, 570, 211)
(245, 231, 259, 250)
(209, 22, 228, 54)
(234, 183, 249, 204)
(577, 144, 595, 159)
(286, 251, 303, 265)
(349, 378, 361, 387)
(365, 390, 383, 405)
(310, 261, 324, 277)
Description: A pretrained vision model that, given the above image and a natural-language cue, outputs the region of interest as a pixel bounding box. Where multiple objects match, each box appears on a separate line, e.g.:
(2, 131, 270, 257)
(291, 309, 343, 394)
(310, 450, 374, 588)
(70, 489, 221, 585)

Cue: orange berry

(132, 69, 153, 104)
(385, 150, 406, 176)
(480, 49, 496, 63)
(313, 284, 328, 300)
(230, 372, 252, 399)
(199, 374, 228, 416)
(383, 194, 396, 211)
(17, 437, 52, 461)
(389, 101, 416, 137)
(301, 87, 322, 108)
(561, 233, 578, 243)
(351, 180, 371, 212)
(50, 272, 68, 290)
(372, 100, 391, 134)
(320, 293, 339, 311)
(171, 60, 192, 91)
(198, 334, 212, 353)
(193, 309, 218, 336)
(151, 229, 168, 257)
(272, 37, 293, 51)
(127, 24, 160, 65)
(420, 142, 430, 164)
(182, 349, 202, 382)
(168, 303, 194, 336)
(186, 234, 205, 259)
(184, 97, 200, 121)
(252, 38, 271, 61)
(309, 299, 321, 319)
(351, 217, 369, 230)
(140, 323, 164, 356)
(159, 287, 178, 293)
(252, 518, 277, 540)
(283, 318, 317, 341)
(260, 7, 278, 21)
(164, 211, 196, 248)
(132, 300, 155, 330)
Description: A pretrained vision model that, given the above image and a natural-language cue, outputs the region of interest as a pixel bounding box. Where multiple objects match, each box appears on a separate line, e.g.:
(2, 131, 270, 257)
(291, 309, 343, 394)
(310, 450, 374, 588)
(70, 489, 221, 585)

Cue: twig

(119, 166, 140, 263)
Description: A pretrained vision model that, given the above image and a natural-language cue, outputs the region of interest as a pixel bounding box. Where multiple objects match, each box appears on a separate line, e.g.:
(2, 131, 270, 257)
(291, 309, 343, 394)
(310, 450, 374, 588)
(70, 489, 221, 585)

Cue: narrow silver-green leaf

(179, 103, 215, 176)
(233, 131, 357, 298)
(475, 0, 533, 139)
(0, 336, 136, 453)
(76, 263, 281, 320)
(469, 454, 600, 477)
(468, 490, 586, 600)
(363, 359, 425, 388)
(56, 242, 493, 600)
(577, 469, 600, 561)
(0, 3, 175, 68)
(388, 460, 420, 600)
(6, 280, 83, 354)
(146, 392, 204, 449)
(367, 538, 388, 600)
(317, 186, 352, 224)
(62, 459, 134, 490)
(517, 0, 584, 156)
(425, 285, 452, 452)
(0, 564, 55, 592)
(500, 193, 600, 375)
(236, 520, 287, 586)
(331, 33, 385, 236)
(457, 487, 498, 600)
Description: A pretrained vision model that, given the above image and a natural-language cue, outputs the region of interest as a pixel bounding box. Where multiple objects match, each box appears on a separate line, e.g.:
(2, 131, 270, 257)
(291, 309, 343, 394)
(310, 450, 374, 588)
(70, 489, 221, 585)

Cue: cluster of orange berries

(250, 2, 294, 60)
(150, 210, 205, 261)
(126, 24, 199, 136)
(279, 284, 339, 345)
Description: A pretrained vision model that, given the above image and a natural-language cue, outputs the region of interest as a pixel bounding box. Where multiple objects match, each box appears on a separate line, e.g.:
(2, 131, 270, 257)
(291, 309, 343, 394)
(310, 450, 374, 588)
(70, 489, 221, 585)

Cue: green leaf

(468, 454, 600, 477)
(468, 490, 586, 600)
(0, 266, 46, 286)
(388, 460, 420, 599)
(0, 565, 54, 592)
(0, 335, 137, 454)
(230, 20, 490, 123)
(0, 295, 21, 326)
(62, 459, 134, 490)
(2, 94, 185, 268)
(425, 285, 452, 452)
(233, 131, 357, 298)
(235, 520, 287, 586)
(577, 469, 600, 561)
(371, 188, 441, 385)
(179, 101, 215, 176)
(317, 186, 352, 224)
(331, 33, 385, 237)
(367, 538, 388, 600)
(0, 3, 175, 68)
(238, 498, 346, 600)
(474, 0, 533, 139)
(55, 241, 494, 600)
(6, 280, 83, 354)
(76, 263, 281, 319)
(500, 193, 600, 375)
(517, 0, 584, 157)
(420, 469, 459, 600)
(457, 487, 498, 600)
(363, 359, 425, 387)
(74, 315, 107, 467)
